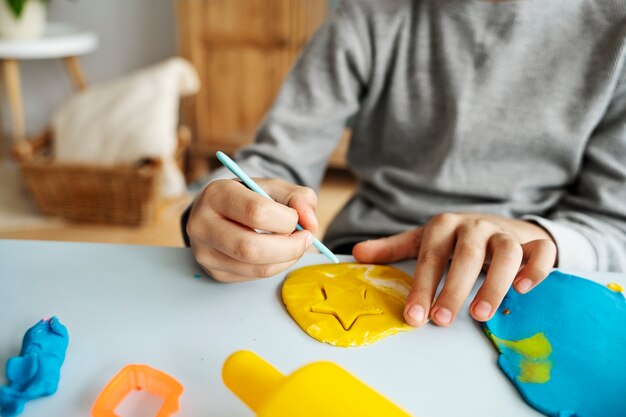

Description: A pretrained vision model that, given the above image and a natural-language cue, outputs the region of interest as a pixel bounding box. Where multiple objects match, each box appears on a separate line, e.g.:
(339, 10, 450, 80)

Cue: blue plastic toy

(484, 271, 626, 417)
(0, 317, 69, 417)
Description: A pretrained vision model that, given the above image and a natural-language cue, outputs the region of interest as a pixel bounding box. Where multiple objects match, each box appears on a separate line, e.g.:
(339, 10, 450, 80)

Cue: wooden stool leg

(0, 69, 4, 159)
(2, 59, 26, 145)
(63, 56, 88, 90)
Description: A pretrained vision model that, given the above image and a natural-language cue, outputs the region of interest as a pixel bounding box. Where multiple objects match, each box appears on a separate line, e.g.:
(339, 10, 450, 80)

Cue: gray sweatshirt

(201, 0, 626, 272)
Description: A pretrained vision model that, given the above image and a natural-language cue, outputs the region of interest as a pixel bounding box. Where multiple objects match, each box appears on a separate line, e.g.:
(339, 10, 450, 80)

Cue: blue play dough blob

(483, 271, 626, 417)
(0, 317, 69, 417)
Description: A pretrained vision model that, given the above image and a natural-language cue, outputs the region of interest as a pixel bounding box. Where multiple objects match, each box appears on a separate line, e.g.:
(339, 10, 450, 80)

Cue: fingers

(201, 216, 313, 265)
(404, 214, 458, 327)
(430, 221, 499, 326)
(207, 180, 300, 234)
(398, 215, 557, 328)
(190, 220, 312, 282)
(194, 246, 302, 282)
(353, 228, 422, 264)
(469, 233, 523, 322)
(514, 239, 557, 293)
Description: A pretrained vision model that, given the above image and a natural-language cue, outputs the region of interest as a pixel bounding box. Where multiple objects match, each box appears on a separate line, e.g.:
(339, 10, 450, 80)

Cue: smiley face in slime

(484, 271, 626, 417)
(282, 263, 414, 347)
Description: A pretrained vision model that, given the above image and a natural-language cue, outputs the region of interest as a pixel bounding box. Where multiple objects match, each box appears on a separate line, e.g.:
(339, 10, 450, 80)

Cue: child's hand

(187, 178, 318, 282)
(352, 213, 557, 327)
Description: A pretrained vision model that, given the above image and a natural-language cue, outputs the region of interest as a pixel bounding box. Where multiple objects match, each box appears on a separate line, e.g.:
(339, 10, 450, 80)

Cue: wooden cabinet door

(177, 0, 328, 158)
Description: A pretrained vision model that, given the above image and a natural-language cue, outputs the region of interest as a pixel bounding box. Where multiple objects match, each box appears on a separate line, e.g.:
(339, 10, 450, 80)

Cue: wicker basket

(12, 126, 191, 226)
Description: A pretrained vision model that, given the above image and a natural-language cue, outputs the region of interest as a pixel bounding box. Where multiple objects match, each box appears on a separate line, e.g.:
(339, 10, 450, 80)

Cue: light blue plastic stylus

(216, 151, 339, 264)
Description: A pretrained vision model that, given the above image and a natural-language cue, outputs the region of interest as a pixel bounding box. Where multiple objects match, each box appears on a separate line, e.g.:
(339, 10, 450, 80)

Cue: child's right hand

(187, 178, 318, 282)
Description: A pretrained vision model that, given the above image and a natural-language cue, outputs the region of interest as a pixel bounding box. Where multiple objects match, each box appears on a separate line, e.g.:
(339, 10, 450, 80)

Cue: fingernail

(473, 301, 492, 320)
(407, 304, 425, 324)
(433, 308, 453, 325)
(305, 232, 313, 248)
(308, 208, 319, 227)
(517, 278, 533, 293)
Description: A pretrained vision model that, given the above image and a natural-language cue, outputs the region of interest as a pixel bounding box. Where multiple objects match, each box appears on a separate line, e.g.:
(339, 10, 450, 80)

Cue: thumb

(260, 179, 319, 234)
(288, 193, 318, 234)
(353, 228, 422, 264)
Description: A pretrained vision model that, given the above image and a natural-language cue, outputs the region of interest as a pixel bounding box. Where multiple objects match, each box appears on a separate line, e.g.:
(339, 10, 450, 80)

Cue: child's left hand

(352, 213, 557, 327)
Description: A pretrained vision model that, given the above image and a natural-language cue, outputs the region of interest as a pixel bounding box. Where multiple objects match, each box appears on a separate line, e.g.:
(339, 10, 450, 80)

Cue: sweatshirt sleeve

(524, 67, 626, 272)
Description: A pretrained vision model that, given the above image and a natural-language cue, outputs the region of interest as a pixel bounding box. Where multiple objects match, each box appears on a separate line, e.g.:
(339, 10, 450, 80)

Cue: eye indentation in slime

(310, 284, 383, 331)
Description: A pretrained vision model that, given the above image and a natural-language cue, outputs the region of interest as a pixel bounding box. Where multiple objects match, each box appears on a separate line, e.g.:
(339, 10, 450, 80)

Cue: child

(183, 0, 626, 328)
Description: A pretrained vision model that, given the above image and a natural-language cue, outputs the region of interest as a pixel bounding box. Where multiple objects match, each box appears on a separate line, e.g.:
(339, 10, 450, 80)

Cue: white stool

(0, 22, 98, 146)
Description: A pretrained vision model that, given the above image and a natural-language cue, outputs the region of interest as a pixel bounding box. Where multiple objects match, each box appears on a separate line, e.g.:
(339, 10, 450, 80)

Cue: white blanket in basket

(52, 57, 200, 198)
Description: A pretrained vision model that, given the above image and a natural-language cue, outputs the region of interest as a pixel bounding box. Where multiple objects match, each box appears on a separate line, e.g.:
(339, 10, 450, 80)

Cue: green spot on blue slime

(483, 271, 626, 417)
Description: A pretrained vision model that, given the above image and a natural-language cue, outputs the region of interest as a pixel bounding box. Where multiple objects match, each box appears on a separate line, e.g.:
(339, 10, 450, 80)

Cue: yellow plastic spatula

(222, 350, 413, 417)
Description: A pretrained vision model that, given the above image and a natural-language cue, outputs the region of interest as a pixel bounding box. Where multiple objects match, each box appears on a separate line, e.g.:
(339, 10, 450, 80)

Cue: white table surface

(0, 23, 97, 59)
(1, 239, 622, 417)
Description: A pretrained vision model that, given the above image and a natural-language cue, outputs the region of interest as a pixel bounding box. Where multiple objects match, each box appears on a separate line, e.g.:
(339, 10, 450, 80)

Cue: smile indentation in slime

(310, 284, 383, 331)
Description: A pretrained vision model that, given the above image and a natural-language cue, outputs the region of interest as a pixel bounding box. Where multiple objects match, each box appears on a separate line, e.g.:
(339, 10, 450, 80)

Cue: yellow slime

(488, 332, 553, 384)
(282, 263, 414, 347)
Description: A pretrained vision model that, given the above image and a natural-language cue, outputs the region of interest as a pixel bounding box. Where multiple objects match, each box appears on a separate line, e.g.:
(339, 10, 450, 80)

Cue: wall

(1, 0, 177, 140)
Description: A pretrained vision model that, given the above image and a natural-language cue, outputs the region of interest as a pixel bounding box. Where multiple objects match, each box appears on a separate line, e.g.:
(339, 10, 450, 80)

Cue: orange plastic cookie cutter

(91, 364, 183, 417)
